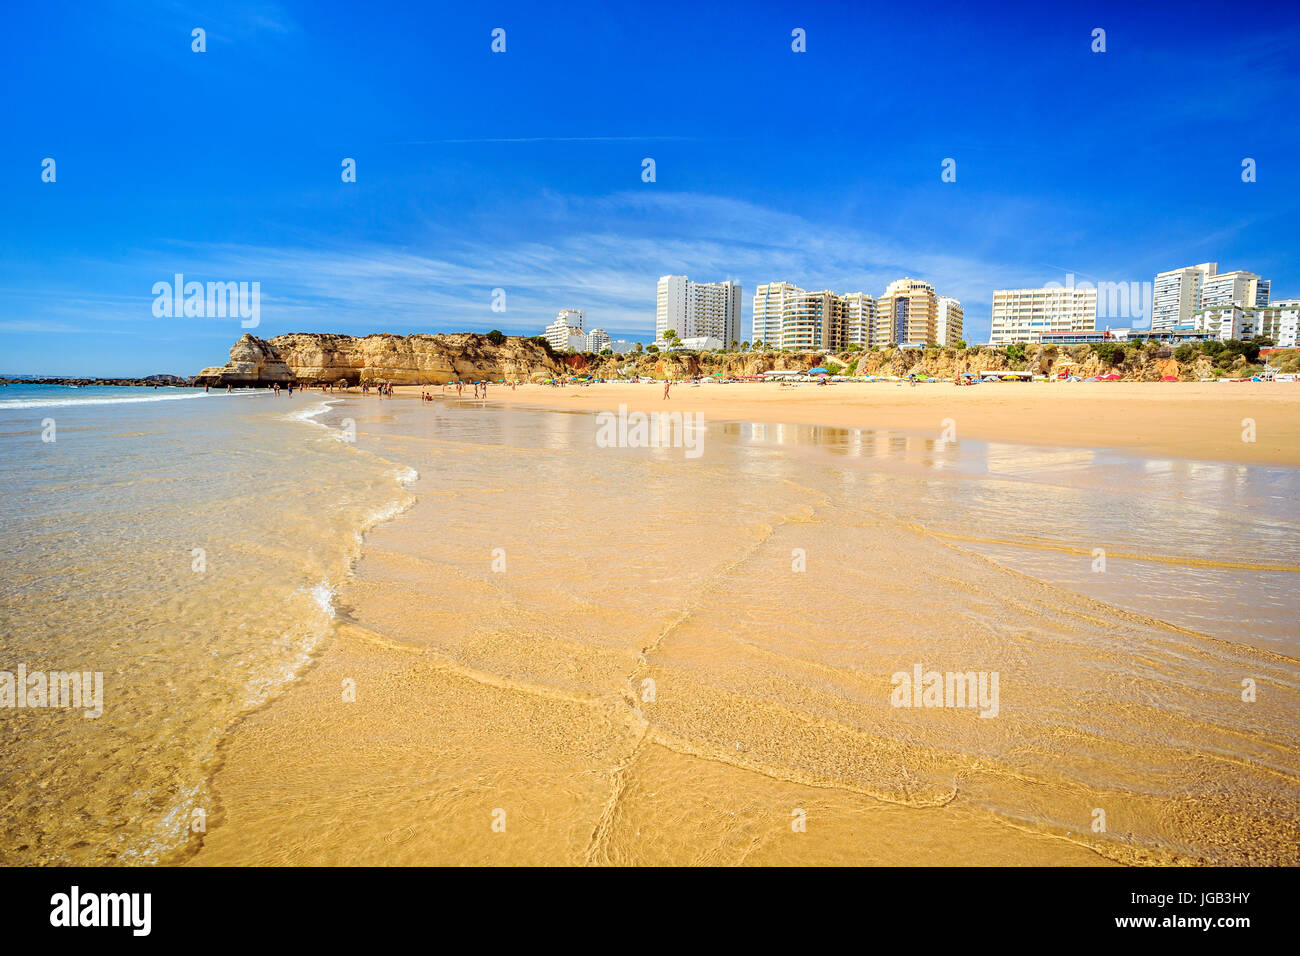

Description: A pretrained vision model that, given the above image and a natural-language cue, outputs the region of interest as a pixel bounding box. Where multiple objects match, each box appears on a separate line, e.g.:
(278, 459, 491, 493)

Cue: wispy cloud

(1, 191, 1107, 343)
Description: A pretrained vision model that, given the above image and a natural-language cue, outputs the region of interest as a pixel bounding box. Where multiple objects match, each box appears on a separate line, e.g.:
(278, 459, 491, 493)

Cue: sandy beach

(434, 380, 1300, 467)
(182, 390, 1300, 867)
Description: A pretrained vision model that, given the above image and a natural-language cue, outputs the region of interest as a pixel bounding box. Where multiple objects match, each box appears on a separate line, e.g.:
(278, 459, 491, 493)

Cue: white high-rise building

(586, 328, 611, 353)
(556, 308, 584, 331)
(989, 286, 1098, 345)
(1151, 263, 1216, 334)
(935, 296, 964, 346)
(1199, 270, 1270, 311)
(752, 281, 803, 348)
(656, 275, 742, 347)
(755, 280, 957, 349)
(842, 293, 878, 347)
(543, 309, 588, 351)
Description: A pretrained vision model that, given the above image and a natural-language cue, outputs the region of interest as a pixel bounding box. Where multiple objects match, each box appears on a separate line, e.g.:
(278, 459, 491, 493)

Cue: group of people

(202, 378, 521, 398)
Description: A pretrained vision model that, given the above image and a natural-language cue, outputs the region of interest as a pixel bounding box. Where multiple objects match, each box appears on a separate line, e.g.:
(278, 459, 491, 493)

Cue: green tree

(647, 344, 659, 353)
(485, 329, 506, 346)
(955, 340, 967, 350)
(1174, 343, 1197, 363)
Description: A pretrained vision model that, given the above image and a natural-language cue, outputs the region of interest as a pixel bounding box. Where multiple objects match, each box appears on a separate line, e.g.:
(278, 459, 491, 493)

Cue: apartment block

(543, 310, 587, 352)
(1151, 263, 1216, 334)
(1194, 301, 1298, 347)
(1199, 270, 1270, 310)
(842, 293, 878, 347)
(656, 275, 742, 347)
(876, 278, 940, 346)
(989, 285, 1098, 345)
(935, 296, 964, 346)
(754, 279, 957, 349)
(752, 281, 803, 348)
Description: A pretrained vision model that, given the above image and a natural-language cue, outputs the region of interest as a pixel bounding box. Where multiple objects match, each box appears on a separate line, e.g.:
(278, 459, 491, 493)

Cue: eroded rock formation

(196, 333, 565, 386)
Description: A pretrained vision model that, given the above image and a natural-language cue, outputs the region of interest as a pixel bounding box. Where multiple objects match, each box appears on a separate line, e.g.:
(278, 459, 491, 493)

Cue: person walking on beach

(663, 379, 671, 399)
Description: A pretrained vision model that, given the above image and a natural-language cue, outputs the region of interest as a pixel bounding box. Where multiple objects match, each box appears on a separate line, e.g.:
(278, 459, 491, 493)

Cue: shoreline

(399, 380, 1300, 468)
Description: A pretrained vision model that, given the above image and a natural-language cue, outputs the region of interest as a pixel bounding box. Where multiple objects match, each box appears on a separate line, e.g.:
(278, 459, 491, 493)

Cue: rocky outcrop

(196, 333, 566, 386)
(196, 335, 295, 385)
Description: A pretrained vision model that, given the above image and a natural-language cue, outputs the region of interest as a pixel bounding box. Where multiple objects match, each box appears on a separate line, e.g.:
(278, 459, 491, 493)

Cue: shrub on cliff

(1092, 342, 1125, 365)
(486, 329, 506, 346)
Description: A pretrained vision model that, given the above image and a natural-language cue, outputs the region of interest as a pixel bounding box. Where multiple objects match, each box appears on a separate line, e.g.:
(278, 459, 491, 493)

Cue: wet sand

(453, 381, 1300, 467)
(187, 397, 1300, 867)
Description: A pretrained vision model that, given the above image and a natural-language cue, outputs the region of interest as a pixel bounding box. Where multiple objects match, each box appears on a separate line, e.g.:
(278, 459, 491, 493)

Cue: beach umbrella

(807, 366, 829, 375)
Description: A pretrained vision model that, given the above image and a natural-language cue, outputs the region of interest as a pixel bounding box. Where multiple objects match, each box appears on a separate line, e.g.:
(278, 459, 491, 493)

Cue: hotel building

(754, 279, 958, 349)
(543, 309, 588, 352)
(656, 275, 742, 348)
(1151, 263, 1216, 334)
(842, 293, 878, 347)
(1198, 270, 1270, 311)
(586, 328, 611, 353)
(1151, 263, 1271, 334)
(935, 296, 964, 346)
(1193, 300, 1297, 347)
(752, 281, 803, 348)
(874, 278, 943, 346)
(989, 285, 1098, 345)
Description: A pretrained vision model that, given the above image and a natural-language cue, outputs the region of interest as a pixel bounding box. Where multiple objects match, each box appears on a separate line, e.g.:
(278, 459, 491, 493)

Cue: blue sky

(2, 0, 1298, 376)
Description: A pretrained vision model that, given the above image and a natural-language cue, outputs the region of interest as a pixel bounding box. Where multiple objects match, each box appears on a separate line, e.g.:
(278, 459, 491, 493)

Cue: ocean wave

(0, 391, 217, 410)
(285, 400, 338, 426)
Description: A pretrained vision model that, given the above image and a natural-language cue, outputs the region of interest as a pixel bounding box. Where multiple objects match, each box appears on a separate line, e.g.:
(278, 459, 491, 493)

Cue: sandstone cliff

(578, 342, 1259, 382)
(197, 334, 1281, 386)
(196, 333, 566, 386)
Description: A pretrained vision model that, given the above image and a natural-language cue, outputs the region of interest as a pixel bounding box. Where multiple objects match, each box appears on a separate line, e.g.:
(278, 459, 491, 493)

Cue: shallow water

(0, 386, 411, 864)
